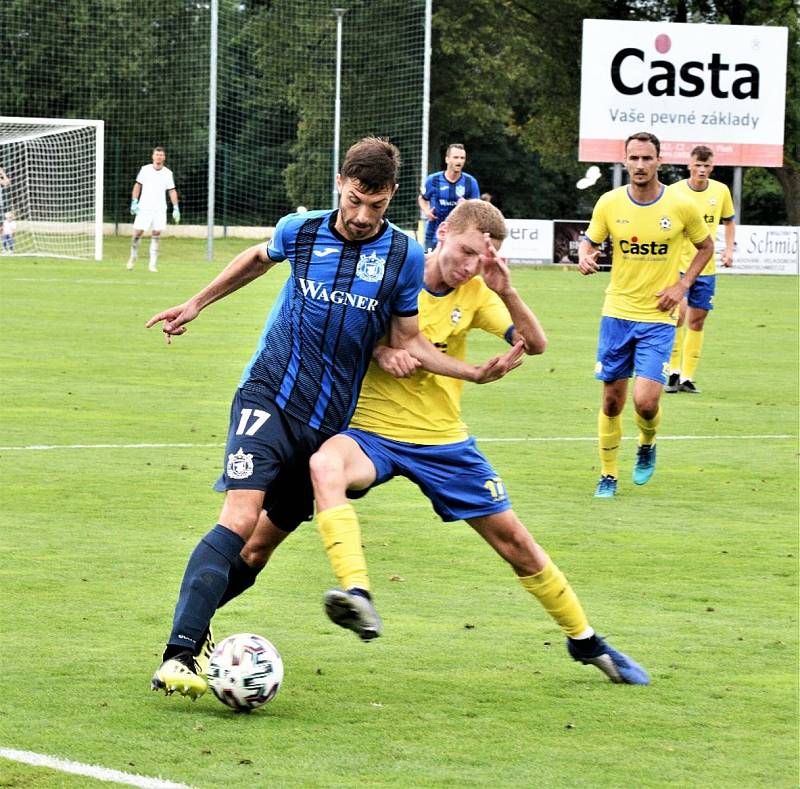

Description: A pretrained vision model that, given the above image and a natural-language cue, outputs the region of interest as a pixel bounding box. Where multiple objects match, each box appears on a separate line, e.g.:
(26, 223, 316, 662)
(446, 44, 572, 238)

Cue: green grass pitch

(0, 236, 797, 787)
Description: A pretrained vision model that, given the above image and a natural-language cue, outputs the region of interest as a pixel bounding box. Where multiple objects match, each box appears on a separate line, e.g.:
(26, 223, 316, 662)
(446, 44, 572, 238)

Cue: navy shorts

(342, 429, 511, 522)
(213, 388, 325, 532)
(594, 316, 675, 385)
(682, 273, 716, 311)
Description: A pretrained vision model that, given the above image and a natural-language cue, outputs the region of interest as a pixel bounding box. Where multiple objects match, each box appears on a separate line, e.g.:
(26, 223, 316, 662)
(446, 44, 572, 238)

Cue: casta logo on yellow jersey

(619, 236, 668, 255)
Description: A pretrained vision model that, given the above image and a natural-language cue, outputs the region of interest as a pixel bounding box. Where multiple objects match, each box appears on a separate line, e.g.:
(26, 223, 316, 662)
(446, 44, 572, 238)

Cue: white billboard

(500, 219, 553, 263)
(579, 20, 788, 166)
(717, 224, 799, 275)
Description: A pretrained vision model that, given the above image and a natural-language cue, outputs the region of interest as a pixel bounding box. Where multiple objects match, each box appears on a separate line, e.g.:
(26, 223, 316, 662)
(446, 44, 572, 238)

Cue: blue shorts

(342, 430, 511, 522)
(682, 273, 716, 311)
(595, 316, 675, 384)
(213, 388, 324, 532)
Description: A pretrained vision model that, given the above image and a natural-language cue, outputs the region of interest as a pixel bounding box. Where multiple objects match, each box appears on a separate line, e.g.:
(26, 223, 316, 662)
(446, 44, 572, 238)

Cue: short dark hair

(690, 145, 714, 161)
(152, 146, 166, 154)
(624, 132, 660, 156)
(340, 137, 401, 192)
(446, 143, 466, 157)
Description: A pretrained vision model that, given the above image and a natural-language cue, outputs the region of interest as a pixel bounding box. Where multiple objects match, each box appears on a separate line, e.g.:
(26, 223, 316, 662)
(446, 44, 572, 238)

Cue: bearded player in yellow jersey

(309, 199, 650, 684)
(578, 132, 713, 498)
(664, 146, 736, 394)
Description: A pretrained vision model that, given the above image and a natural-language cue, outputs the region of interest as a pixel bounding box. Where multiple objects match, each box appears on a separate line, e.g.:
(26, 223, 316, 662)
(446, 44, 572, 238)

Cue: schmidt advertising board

(579, 20, 788, 166)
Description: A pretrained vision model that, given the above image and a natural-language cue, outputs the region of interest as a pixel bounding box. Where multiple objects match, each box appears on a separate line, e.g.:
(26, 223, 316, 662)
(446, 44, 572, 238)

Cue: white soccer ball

(207, 633, 284, 711)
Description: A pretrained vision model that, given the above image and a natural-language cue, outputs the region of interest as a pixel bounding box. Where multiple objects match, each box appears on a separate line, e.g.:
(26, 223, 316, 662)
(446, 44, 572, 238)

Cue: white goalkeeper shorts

(133, 208, 167, 232)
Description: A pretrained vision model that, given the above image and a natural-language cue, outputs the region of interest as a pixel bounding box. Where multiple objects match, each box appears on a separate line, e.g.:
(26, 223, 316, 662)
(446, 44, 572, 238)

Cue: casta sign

(579, 20, 788, 166)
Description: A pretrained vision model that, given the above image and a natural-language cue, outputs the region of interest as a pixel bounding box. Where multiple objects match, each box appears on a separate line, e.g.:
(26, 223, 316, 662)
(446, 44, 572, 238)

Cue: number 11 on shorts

(235, 408, 271, 436)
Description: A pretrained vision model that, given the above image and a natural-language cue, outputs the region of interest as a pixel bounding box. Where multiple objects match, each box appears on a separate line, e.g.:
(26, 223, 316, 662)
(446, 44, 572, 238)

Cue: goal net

(0, 1, 425, 253)
(0, 117, 103, 260)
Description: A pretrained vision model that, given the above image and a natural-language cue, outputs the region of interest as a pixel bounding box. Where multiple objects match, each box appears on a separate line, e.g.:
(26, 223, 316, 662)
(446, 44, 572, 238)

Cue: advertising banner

(579, 20, 788, 166)
(500, 219, 553, 263)
(553, 220, 612, 269)
(717, 224, 799, 275)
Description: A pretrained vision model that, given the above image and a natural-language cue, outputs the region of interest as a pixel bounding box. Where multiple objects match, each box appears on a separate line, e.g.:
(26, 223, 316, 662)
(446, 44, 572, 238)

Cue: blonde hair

(445, 199, 507, 242)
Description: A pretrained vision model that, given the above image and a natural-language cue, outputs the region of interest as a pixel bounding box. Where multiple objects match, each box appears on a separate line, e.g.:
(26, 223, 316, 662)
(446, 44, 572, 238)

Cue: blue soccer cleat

(567, 635, 650, 685)
(324, 588, 383, 641)
(633, 444, 656, 485)
(594, 475, 618, 498)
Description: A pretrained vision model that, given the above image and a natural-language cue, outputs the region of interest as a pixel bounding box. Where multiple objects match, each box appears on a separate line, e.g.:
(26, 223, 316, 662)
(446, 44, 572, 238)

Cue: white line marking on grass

(479, 434, 795, 442)
(0, 435, 794, 452)
(0, 747, 196, 789)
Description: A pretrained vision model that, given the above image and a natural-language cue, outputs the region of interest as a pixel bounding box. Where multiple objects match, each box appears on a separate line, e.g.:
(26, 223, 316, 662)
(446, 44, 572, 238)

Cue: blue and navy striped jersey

(239, 209, 424, 435)
(421, 171, 480, 239)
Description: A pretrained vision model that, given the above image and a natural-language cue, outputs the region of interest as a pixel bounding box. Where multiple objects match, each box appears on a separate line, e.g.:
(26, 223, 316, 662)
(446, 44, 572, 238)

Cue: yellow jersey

(585, 184, 708, 324)
(668, 178, 735, 275)
(349, 276, 512, 444)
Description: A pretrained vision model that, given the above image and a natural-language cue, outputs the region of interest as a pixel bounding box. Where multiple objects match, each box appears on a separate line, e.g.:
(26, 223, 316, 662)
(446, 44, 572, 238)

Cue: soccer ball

(207, 633, 284, 711)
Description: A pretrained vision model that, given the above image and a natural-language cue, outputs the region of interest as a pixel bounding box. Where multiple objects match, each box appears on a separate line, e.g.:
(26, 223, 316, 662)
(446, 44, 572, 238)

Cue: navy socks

(165, 524, 245, 658)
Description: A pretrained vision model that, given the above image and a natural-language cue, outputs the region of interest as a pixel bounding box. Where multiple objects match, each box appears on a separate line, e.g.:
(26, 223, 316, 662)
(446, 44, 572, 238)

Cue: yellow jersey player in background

(309, 199, 650, 684)
(578, 132, 713, 498)
(665, 145, 736, 394)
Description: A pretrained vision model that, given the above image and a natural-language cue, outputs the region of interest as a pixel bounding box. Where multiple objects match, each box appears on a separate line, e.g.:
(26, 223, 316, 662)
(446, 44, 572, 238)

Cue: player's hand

(145, 301, 200, 345)
(479, 233, 512, 295)
(656, 281, 690, 312)
(373, 345, 422, 378)
(472, 340, 525, 384)
(130, 198, 140, 215)
(172, 206, 181, 224)
(427, 208, 436, 220)
(578, 248, 600, 275)
(721, 248, 733, 267)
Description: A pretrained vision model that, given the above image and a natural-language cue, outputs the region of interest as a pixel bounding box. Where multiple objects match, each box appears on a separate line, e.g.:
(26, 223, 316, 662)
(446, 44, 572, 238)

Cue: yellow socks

(669, 323, 685, 372)
(682, 328, 704, 381)
(518, 560, 591, 639)
(316, 504, 370, 592)
(598, 411, 622, 478)
(634, 407, 661, 446)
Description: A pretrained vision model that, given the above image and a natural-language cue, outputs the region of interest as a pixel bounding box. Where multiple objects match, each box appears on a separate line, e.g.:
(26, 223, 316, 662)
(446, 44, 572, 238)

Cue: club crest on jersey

(356, 251, 385, 283)
(659, 216, 672, 230)
(451, 307, 462, 325)
(455, 185, 466, 198)
(227, 447, 254, 480)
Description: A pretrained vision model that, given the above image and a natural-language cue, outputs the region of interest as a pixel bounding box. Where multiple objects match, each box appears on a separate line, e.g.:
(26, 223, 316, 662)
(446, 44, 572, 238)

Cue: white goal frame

(0, 116, 104, 260)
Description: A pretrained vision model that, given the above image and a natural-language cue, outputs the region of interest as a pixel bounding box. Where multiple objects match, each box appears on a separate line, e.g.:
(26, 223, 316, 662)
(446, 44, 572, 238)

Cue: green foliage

(0, 241, 797, 787)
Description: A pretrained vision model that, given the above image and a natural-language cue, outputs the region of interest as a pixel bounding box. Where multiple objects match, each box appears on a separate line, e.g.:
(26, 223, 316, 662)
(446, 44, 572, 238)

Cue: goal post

(0, 117, 104, 260)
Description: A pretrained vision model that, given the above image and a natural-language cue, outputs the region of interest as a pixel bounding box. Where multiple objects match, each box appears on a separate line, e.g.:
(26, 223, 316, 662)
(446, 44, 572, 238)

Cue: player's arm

(479, 234, 546, 355)
(721, 218, 735, 267)
(389, 314, 524, 384)
(656, 234, 713, 311)
(145, 243, 277, 343)
(417, 193, 435, 220)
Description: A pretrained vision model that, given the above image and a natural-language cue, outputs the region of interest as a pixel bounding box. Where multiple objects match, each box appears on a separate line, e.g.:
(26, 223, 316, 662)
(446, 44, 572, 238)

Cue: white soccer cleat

(126, 257, 135, 270)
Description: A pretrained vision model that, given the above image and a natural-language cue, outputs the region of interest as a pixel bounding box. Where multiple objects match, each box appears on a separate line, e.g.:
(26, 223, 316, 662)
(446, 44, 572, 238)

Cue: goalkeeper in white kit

(127, 146, 180, 272)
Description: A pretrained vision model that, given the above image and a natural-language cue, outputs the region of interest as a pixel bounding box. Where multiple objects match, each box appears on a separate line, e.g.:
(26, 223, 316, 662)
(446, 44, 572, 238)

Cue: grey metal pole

(420, 0, 432, 199)
(207, 0, 218, 261)
(613, 163, 623, 188)
(733, 165, 743, 222)
(332, 8, 346, 210)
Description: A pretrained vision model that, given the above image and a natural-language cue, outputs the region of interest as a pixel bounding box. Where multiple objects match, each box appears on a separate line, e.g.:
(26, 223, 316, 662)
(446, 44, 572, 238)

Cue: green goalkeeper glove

(172, 205, 181, 224)
(130, 198, 139, 215)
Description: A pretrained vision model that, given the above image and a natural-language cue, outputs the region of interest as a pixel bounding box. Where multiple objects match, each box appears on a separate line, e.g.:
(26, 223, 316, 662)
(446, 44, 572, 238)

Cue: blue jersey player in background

(145, 137, 524, 700)
(418, 143, 479, 252)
